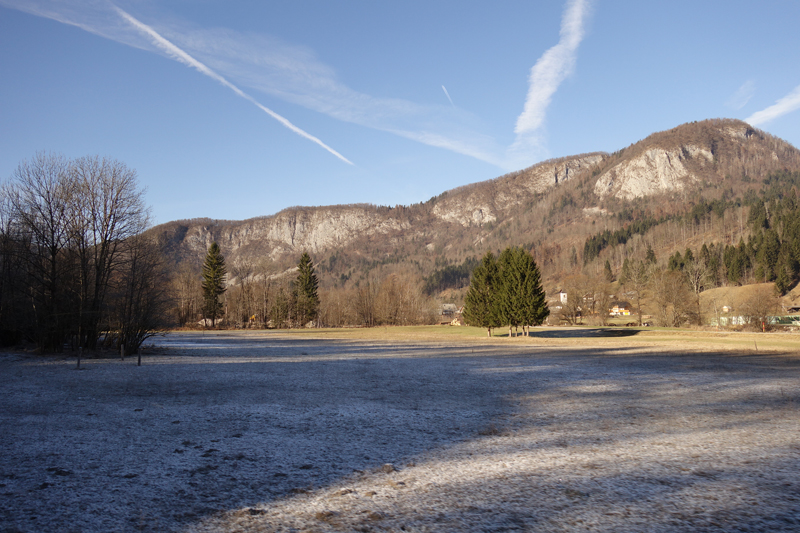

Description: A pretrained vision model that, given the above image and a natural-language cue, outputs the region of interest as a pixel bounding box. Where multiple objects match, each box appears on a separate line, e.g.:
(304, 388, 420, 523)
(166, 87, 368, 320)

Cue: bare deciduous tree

(622, 260, 650, 326)
(0, 152, 161, 353)
(683, 255, 708, 325)
(741, 285, 780, 331)
(588, 279, 612, 326)
(109, 233, 171, 354)
(6, 153, 76, 350)
(558, 275, 589, 325)
(649, 268, 697, 327)
(354, 279, 379, 327)
(70, 155, 148, 349)
(172, 263, 202, 326)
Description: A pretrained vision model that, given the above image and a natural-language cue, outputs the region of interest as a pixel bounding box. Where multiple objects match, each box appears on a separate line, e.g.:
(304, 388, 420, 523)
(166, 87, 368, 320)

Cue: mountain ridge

(152, 118, 800, 288)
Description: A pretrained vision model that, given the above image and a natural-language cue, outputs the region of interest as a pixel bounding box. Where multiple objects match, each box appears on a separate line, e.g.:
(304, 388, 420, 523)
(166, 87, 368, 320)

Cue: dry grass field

(1, 327, 799, 532)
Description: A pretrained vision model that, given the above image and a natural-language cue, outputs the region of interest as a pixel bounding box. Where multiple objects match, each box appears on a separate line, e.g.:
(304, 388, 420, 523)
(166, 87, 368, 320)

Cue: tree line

(0, 153, 169, 354)
(422, 256, 478, 295)
(196, 246, 322, 329)
(656, 190, 800, 295)
(462, 246, 548, 337)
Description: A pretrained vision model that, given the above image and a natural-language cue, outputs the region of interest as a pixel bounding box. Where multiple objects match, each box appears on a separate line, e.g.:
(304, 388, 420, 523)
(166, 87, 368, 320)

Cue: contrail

(441, 85, 455, 107)
(515, 0, 590, 135)
(113, 5, 353, 165)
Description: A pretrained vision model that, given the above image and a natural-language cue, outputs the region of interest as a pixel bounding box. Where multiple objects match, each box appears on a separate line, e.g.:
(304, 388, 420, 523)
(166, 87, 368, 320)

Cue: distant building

(712, 315, 747, 327)
(439, 303, 459, 325)
(609, 301, 631, 316)
(440, 303, 458, 317)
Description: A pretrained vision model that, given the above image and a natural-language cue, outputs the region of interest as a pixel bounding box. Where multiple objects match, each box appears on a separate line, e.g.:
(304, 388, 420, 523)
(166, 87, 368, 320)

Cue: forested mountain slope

(152, 119, 800, 293)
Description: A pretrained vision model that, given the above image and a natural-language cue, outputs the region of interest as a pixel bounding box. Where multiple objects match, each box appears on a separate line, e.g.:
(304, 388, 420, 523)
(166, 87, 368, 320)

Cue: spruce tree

(520, 251, 549, 331)
(293, 251, 319, 326)
(496, 247, 548, 337)
(604, 260, 614, 282)
(620, 257, 631, 284)
(645, 244, 657, 264)
(775, 265, 791, 296)
(496, 248, 522, 336)
(201, 242, 227, 327)
(462, 251, 502, 337)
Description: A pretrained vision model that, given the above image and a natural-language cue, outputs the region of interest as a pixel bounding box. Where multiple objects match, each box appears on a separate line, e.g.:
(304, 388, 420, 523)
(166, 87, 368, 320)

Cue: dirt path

(1, 332, 799, 532)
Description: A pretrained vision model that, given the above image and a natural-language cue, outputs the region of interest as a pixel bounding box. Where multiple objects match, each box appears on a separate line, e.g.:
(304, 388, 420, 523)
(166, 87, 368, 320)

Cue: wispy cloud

(0, 0, 352, 164)
(113, 6, 353, 165)
(508, 0, 591, 166)
(514, 0, 589, 136)
(746, 84, 800, 126)
(726, 80, 755, 110)
(177, 27, 500, 162)
(0, 0, 590, 171)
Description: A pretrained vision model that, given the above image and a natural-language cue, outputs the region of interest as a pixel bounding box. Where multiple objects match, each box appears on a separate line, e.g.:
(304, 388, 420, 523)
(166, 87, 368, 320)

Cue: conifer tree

(645, 244, 657, 264)
(620, 257, 631, 284)
(201, 242, 227, 327)
(775, 265, 791, 296)
(462, 251, 502, 336)
(604, 260, 614, 282)
(518, 249, 549, 333)
(496, 247, 548, 337)
(293, 251, 319, 326)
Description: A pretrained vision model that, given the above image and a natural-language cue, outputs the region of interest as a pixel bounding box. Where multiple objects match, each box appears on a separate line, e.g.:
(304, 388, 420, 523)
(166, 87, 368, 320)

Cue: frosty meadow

(1, 330, 799, 532)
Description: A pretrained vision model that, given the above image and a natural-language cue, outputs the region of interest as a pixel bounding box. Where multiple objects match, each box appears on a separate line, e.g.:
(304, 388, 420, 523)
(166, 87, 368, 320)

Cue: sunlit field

(1, 328, 798, 532)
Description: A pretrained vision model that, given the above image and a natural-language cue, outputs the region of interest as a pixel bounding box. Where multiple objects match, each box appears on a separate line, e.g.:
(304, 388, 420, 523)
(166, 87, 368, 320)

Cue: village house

(609, 301, 631, 316)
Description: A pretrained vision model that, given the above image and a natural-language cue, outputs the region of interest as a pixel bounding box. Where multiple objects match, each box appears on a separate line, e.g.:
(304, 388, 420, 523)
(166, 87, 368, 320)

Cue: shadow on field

(2, 333, 799, 532)
(191, 344, 800, 532)
(527, 327, 642, 338)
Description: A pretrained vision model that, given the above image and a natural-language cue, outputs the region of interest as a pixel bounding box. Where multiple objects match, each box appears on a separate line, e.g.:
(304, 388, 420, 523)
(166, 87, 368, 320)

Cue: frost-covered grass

(216, 324, 800, 350)
(1, 331, 799, 532)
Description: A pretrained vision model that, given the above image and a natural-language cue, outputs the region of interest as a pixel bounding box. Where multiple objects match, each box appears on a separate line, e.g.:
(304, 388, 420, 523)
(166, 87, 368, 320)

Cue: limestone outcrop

(153, 119, 800, 274)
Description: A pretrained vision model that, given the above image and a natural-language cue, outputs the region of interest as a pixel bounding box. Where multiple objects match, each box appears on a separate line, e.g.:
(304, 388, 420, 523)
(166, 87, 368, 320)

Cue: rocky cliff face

(594, 145, 713, 199)
(594, 120, 799, 200)
(431, 153, 605, 227)
(164, 206, 412, 267)
(153, 119, 800, 274)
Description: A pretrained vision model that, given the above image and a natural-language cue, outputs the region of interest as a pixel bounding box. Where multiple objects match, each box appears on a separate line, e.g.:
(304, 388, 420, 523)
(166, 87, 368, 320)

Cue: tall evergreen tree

(775, 265, 791, 296)
(293, 251, 319, 326)
(201, 242, 227, 327)
(604, 260, 614, 282)
(462, 251, 502, 337)
(645, 244, 657, 264)
(756, 229, 780, 282)
(497, 248, 523, 336)
(518, 250, 549, 333)
(496, 247, 548, 337)
(620, 257, 631, 284)
(748, 199, 769, 231)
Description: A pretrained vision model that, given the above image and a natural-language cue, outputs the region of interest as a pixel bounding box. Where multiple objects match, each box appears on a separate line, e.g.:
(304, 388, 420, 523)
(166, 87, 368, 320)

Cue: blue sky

(1, 1, 799, 225)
